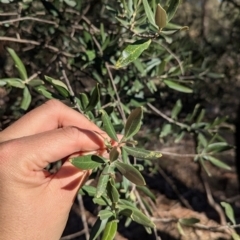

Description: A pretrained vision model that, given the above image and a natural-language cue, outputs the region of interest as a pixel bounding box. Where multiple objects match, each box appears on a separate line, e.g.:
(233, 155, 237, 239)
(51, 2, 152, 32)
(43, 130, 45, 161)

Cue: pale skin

(0, 99, 111, 240)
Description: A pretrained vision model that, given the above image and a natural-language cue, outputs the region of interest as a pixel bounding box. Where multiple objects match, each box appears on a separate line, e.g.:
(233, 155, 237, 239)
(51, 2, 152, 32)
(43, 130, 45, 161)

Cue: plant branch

(0, 16, 57, 26)
(147, 103, 188, 129)
(0, 37, 74, 58)
(59, 61, 83, 114)
(105, 62, 126, 122)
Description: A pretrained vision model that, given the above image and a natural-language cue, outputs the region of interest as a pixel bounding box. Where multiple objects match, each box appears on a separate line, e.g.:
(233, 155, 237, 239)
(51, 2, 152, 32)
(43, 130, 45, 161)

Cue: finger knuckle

(61, 126, 81, 142)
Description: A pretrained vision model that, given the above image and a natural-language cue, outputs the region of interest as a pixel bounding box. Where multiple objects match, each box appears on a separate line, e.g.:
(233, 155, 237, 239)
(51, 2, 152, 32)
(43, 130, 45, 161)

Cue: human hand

(0, 100, 109, 240)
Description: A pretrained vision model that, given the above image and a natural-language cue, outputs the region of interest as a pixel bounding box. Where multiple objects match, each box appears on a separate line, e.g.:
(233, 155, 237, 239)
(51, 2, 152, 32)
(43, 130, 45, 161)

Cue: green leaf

(7, 48, 28, 80)
(177, 222, 185, 236)
(200, 158, 212, 177)
(164, 80, 193, 93)
(44, 76, 69, 98)
(220, 202, 236, 225)
(114, 161, 145, 186)
(179, 218, 200, 226)
(107, 181, 119, 204)
(0, 79, 7, 86)
(136, 186, 156, 202)
(123, 107, 143, 141)
(232, 232, 240, 240)
(166, 0, 180, 22)
(198, 133, 208, 148)
(109, 147, 119, 162)
(206, 142, 233, 153)
(96, 165, 111, 198)
(93, 197, 108, 206)
(79, 185, 96, 196)
(160, 123, 172, 138)
(155, 3, 167, 29)
(196, 109, 205, 123)
(5, 78, 25, 88)
(70, 155, 106, 170)
(98, 209, 114, 220)
(123, 146, 162, 160)
(206, 156, 231, 170)
(89, 217, 108, 240)
(115, 40, 151, 69)
(20, 86, 31, 110)
(171, 99, 182, 120)
(28, 79, 44, 87)
(34, 85, 53, 99)
(119, 205, 155, 228)
(101, 220, 118, 240)
(79, 93, 89, 110)
(100, 109, 118, 142)
(142, 0, 158, 28)
(84, 84, 100, 112)
(63, 0, 76, 7)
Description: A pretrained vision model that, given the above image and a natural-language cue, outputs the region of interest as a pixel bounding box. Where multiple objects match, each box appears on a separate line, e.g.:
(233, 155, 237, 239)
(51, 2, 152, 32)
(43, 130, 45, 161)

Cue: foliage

(0, 0, 239, 239)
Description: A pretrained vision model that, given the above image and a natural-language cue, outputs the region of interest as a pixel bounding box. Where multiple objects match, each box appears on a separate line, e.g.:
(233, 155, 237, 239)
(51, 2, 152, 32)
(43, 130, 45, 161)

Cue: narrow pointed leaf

(45, 76, 69, 98)
(114, 161, 145, 186)
(7, 48, 28, 80)
(20, 86, 31, 110)
(93, 197, 108, 206)
(5, 78, 25, 88)
(123, 146, 162, 160)
(206, 156, 231, 170)
(232, 232, 240, 240)
(142, 0, 158, 28)
(28, 79, 44, 87)
(221, 202, 236, 225)
(109, 147, 119, 162)
(98, 209, 114, 220)
(206, 142, 233, 153)
(100, 109, 118, 142)
(79, 185, 97, 196)
(89, 217, 108, 240)
(164, 80, 193, 93)
(136, 186, 156, 202)
(179, 218, 200, 226)
(79, 93, 89, 110)
(177, 222, 185, 236)
(155, 3, 167, 29)
(119, 205, 155, 228)
(123, 107, 143, 141)
(107, 181, 119, 203)
(102, 220, 118, 240)
(85, 84, 100, 112)
(96, 166, 110, 198)
(70, 155, 106, 170)
(167, 0, 181, 22)
(115, 40, 151, 69)
(35, 85, 53, 99)
(171, 99, 182, 120)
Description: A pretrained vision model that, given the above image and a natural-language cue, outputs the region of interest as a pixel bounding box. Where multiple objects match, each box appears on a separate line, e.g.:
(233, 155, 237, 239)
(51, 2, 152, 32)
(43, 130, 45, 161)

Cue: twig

(147, 103, 188, 129)
(151, 217, 240, 233)
(105, 62, 127, 122)
(60, 229, 85, 240)
(134, 190, 162, 240)
(0, 12, 18, 16)
(0, 36, 75, 58)
(0, 16, 57, 26)
(155, 41, 184, 75)
(59, 61, 83, 114)
(158, 166, 193, 209)
(77, 194, 90, 240)
(200, 172, 227, 226)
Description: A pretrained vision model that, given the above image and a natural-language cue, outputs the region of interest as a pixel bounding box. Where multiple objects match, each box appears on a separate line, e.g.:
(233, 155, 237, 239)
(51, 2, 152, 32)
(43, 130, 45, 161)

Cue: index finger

(0, 100, 103, 141)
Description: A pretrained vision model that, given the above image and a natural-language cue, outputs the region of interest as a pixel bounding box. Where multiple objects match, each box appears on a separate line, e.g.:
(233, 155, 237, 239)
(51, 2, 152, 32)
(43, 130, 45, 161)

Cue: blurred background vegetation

(1, 0, 240, 239)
